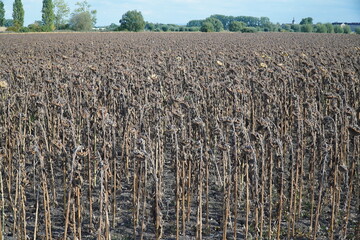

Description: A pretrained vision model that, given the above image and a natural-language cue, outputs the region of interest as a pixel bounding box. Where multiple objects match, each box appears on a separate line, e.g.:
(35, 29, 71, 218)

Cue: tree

(0, 1, 5, 26)
(291, 24, 301, 32)
(200, 21, 214, 32)
(342, 25, 351, 34)
(315, 23, 327, 33)
(186, 20, 203, 27)
(13, 0, 24, 28)
(204, 17, 223, 32)
(69, 11, 92, 31)
(54, 0, 70, 29)
(210, 14, 233, 29)
(106, 23, 118, 31)
(301, 24, 313, 32)
(300, 17, 313, 25)
(228, 21, 245, 32)
(334, 25, 343, 33)
(259, 16, 271, 29)
(42, 0, 55, 31)
(119, 10, 145, 32)
(73, 1, 96, 25)
(145, 22, 155, 31)
(4, 19, 13, 27)
(235, 16, 260, 27)
(325, 23, 334, 33)
(281, 24, 292, 32)
(355, 27, 360, 34)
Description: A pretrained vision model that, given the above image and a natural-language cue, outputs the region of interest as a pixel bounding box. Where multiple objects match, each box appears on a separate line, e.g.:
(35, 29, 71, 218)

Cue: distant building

(332, 22, 360, 31)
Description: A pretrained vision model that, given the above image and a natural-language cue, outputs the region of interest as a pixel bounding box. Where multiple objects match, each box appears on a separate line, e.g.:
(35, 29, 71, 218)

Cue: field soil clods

(0, 32, 359, 239)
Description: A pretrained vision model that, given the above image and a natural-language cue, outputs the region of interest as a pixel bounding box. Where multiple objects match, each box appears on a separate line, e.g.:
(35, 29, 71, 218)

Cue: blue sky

(2, 0, 360, 26)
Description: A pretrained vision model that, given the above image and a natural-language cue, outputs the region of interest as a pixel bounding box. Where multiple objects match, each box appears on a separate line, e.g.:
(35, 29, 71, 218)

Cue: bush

(187, 27, 199, 32)
(28, 24, 43, 32)
(241, 27, 257, 33)
(355, 27, 360, 34)
(28, 21, 46, 32)
(106, 23, 118, 31)
(19, 27, 30, 32)
(6, 26, 19, 32)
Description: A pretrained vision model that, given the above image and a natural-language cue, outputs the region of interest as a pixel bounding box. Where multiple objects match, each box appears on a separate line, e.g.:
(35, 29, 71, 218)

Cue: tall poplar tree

(0, 1, 5, 26)
(13, 0, 24, 28)
(42, 0, 55, 31)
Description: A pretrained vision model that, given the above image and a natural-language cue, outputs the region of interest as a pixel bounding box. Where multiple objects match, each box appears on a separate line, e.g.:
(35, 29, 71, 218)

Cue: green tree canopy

(119, 10, 145, 32)
(13, 0, 24, 28)
(282, 24, 292, 32)
(161, 25, 169, 32)
(315, 23, 327, 33)
(291, 24, 301, 32)
(301, 24, 313, 32)
(325, 23, 334, 33)
(54, 0, 70, 29)
(204, 17, 223, 32)
(69, 11, 92, 31)
(145, 22, 155, 31)
(0, 1, 5, 26)
(334, 25, 343, 33)
(200, 21, 214, 32)
(187, 15, 272, 31)
(42, 0, 55, 31)
(28, 20, 44, 32)
(106, 23, 118, 31)
(73, 1, 96, 25)
(342, 25, 351, 34)
(259, 17, 271, 28)
(210, 14, 233, 29)
(228, 21, 245, 32)
(186, 19, 203, 27)
(234, 16, 260, 27)
(300, 17, 313, 25)
(241, 27, 257, 33)
(4, 19, 13, 27)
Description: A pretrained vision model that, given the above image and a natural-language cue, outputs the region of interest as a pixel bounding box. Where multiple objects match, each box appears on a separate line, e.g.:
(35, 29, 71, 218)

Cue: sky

(1, 0, 360, 26)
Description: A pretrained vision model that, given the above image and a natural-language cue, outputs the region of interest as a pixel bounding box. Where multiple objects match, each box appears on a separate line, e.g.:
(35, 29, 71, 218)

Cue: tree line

(0, 0, 96, 32)
(0, 0, 359, 34)
(188, 15, 356, 33)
